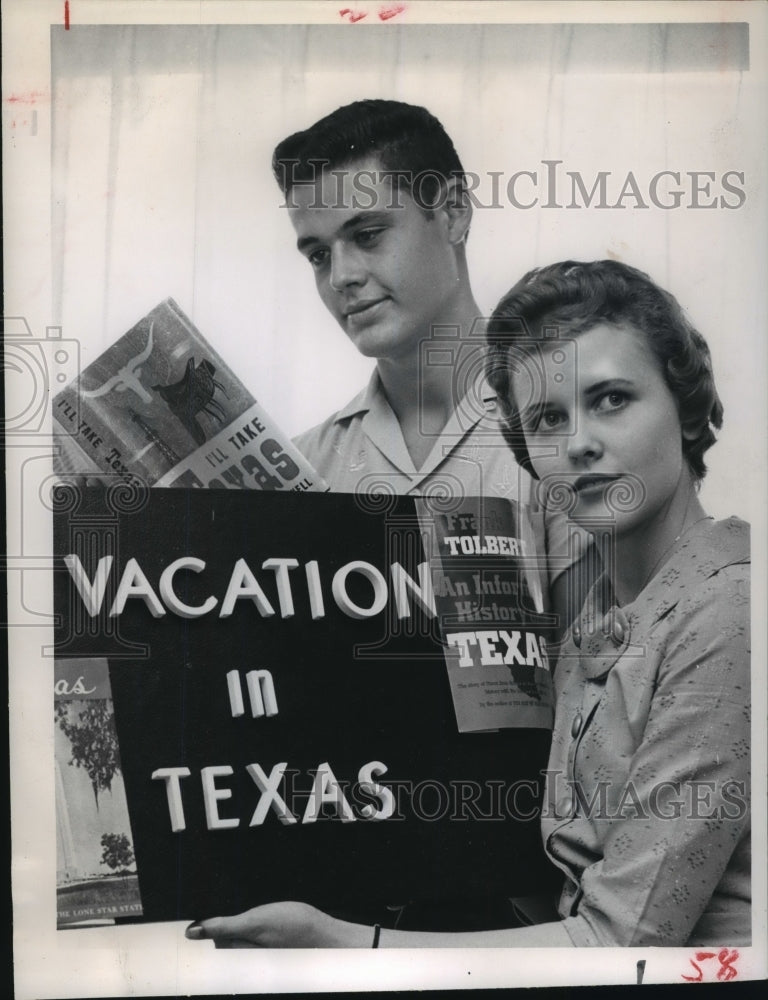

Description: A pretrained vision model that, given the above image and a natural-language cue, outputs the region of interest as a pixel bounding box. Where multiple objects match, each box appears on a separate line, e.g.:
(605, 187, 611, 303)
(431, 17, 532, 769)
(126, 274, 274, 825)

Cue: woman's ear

(681, 420, 703, 442)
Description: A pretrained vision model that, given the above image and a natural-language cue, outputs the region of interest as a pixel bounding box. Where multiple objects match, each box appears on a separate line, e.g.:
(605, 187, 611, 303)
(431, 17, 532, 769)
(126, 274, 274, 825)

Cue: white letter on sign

(151, 766, 191, 832)
(246, 762, 297, 826)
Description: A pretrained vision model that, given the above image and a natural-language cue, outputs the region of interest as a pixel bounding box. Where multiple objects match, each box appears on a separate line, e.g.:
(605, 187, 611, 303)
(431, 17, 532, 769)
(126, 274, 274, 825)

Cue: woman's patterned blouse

(542, 517, 750, 946)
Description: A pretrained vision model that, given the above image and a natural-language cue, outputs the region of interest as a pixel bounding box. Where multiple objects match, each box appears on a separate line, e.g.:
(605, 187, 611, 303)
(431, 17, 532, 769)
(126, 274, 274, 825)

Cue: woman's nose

(566, 418, 604, 464)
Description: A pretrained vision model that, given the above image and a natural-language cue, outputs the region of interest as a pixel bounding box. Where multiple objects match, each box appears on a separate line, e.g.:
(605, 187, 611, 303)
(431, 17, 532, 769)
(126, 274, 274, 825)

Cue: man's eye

(307, 248, 329, 268)
(355, 228, 384, 247)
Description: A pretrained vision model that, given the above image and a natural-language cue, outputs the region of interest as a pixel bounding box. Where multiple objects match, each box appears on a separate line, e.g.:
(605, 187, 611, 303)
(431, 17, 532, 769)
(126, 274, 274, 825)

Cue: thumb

(185, 916, 231, 940)
(186, 914, 258, 942)
(186, 916, 261, 948)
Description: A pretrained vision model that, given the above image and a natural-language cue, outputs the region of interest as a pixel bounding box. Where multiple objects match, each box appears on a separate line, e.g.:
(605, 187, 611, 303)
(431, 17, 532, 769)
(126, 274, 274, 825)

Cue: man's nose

(566, 417, 604, 464)
(329, 245, 365, 291)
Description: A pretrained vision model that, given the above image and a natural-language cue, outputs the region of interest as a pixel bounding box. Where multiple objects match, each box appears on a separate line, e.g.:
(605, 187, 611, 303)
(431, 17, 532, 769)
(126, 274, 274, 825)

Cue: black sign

(53, 487, 557, 923)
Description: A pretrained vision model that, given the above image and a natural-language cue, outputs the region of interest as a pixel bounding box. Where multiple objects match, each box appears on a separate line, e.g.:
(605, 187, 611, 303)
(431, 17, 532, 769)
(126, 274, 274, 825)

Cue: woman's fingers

(185, 923, 259, 948)
(185, 902, 322, 947)
(186, 913, 259, 944)
(184, 902, 372, 947)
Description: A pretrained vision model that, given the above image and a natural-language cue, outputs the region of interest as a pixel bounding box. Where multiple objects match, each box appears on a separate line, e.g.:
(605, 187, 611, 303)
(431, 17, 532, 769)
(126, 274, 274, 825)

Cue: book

(416, 494, 555, 733)
(52, 298, 327, 492)
(55, 658, 143, 927)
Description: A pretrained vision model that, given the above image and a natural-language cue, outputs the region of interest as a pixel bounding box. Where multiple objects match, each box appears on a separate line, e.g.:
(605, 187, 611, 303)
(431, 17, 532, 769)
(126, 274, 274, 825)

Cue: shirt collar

(333, 370, 380, 423)
(332, 368, 501, 429)
(626, 515, 750, 626)
(571, 516, 749, 680)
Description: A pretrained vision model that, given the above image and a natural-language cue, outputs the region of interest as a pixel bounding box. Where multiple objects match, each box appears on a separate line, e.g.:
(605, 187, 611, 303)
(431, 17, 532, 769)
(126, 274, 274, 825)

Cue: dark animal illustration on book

(152, 356, 229, 446)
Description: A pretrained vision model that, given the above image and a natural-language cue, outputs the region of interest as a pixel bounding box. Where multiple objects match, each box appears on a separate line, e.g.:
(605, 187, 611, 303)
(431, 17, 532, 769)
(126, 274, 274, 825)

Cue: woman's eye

(595, 390, 628, 412)
(542, 411, 564, 428)
(530, 409, 564, 432)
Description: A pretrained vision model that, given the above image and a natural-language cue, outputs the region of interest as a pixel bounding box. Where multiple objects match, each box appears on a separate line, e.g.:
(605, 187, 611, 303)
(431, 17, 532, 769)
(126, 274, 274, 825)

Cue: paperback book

(55, 658, 142, 928)
(52, 298, 327, 492)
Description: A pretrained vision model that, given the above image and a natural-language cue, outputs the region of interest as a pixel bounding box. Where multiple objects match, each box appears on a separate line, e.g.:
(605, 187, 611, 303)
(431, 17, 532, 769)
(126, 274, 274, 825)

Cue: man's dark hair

(272, 99, 466, 210)
(486, 259, 723, 482)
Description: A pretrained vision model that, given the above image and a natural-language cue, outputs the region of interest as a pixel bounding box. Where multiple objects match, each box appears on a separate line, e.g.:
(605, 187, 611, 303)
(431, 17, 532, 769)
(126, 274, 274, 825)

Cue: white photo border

(5, 1, 767, 995)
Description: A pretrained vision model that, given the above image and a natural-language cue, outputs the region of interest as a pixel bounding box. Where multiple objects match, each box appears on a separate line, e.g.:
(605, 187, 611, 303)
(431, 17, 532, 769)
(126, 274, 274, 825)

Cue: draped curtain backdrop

(51, 22, 759, 519)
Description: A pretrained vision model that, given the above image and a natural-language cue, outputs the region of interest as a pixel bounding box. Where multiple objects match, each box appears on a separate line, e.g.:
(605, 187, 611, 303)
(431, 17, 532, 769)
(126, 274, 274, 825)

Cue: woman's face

(511, 322, 692, 543)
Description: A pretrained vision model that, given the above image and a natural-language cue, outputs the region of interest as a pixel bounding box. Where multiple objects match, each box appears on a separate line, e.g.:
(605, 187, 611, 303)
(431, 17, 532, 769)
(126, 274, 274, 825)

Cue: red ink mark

(378, 3, 406, 20)
(4, 90, 48, 105)
(715, 949, 739, 981)
(64, 1, 70, 30)
(682, 949, 739, 983)
(339, 7, 368, 21)
(682, 957, 708, 982)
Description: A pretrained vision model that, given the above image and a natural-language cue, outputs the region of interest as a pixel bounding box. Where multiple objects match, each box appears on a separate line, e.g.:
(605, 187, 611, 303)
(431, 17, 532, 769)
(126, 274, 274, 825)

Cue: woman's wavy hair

(485, 259, 723, 482)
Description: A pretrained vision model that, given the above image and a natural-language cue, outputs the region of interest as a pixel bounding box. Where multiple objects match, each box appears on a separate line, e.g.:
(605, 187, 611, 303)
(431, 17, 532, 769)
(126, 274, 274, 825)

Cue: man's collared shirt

(294, 370, 584, 597)
(295, 369, 532, 503)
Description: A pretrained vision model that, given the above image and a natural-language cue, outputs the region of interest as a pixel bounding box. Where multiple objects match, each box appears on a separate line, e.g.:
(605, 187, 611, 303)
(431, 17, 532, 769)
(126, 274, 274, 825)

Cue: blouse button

(557, 795, 574, 818)
(571, 713, 583, 739)
(604, 611, 625, 646)
(572, 623, 582, 648)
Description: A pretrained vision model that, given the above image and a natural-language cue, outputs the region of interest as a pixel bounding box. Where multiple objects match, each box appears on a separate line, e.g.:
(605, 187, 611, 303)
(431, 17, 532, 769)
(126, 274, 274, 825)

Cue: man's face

(287, 157, 466, 361)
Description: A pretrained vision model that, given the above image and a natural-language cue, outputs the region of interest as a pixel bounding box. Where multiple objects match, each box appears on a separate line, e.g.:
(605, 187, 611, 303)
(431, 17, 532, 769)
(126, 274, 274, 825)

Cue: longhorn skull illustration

(81, 323, 156, 404)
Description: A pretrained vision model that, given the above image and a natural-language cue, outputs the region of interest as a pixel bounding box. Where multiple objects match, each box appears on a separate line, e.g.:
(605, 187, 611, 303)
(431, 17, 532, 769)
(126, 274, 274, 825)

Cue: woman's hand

(185, 901, 374, 948)
(185, 903, 574, 948)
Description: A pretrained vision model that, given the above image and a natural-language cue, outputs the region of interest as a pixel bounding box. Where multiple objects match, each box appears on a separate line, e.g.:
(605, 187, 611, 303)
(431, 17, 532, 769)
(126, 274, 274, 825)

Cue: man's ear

(441, 176, 472, 245)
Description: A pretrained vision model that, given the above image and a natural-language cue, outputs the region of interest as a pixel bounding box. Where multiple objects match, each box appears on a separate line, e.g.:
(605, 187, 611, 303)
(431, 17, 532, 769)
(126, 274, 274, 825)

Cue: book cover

(55, 658, 143, 927)
(52, 298, 327, 493)
(416, 495, 556, 733)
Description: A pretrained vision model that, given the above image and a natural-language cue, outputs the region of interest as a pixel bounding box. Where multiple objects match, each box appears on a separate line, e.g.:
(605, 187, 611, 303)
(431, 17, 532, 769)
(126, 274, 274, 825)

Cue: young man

(182, 104, 591, 944)
(273, 99, 585, 621)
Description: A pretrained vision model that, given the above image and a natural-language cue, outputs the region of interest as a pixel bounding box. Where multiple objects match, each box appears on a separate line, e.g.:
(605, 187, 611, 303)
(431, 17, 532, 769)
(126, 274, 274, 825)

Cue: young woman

(185, 260, 750, 948)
